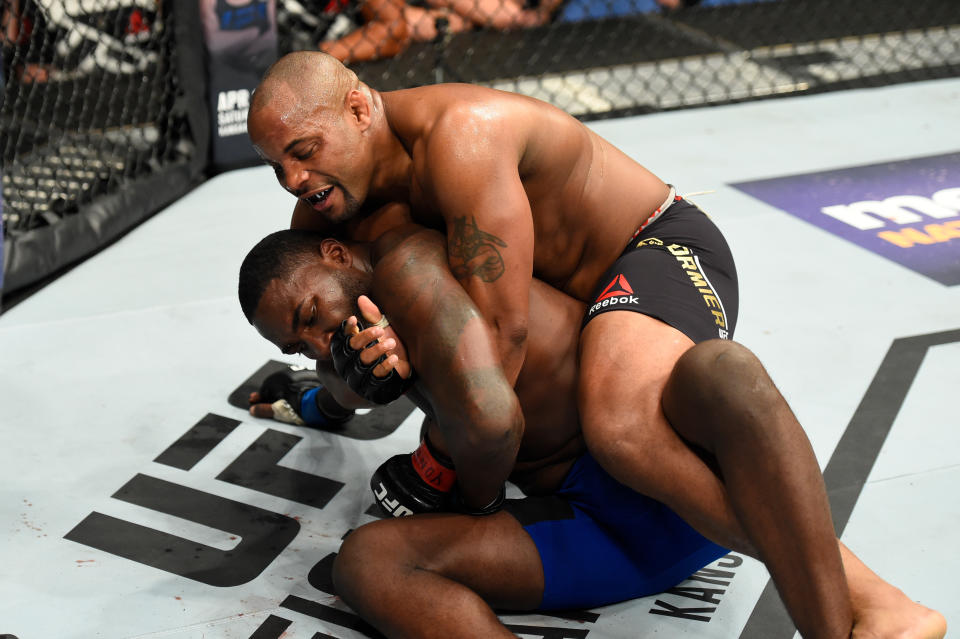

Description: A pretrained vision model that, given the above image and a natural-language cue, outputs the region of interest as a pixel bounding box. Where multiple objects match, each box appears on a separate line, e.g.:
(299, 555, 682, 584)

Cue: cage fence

(1, 0, 958, 300)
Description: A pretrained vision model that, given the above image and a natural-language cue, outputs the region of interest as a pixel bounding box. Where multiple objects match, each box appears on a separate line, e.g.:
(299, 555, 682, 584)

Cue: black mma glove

(370, 437, 457, 517)
(257, 367, 354, 427)
(330, 316, 414, 405)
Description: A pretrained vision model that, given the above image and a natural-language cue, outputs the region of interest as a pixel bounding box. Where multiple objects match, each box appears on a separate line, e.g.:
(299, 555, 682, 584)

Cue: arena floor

(1, 77, 958, 639)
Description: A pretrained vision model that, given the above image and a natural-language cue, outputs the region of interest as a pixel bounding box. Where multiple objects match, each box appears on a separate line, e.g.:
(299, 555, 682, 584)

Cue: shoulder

(371, 224, 447, 282)
(426, 86, 530, 151)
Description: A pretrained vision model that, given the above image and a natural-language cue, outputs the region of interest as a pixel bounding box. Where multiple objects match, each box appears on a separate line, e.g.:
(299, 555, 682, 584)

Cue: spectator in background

(200, 0, 279, 71)
(1, 0, 55, 82)
(655, 0, 700, 11)
(318, 0, 561, 63)
(1, 0, 157, 82)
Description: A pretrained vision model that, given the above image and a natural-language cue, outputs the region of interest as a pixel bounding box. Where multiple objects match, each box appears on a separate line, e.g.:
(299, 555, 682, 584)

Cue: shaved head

(251, 51, 361, 122)
(247, 51, 380, 225)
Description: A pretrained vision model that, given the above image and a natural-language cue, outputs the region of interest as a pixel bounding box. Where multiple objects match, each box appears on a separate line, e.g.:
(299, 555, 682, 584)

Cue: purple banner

(731, 152, 960, 286)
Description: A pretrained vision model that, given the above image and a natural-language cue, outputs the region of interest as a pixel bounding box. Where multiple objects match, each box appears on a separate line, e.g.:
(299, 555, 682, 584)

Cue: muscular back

(382, 84, 670, 300)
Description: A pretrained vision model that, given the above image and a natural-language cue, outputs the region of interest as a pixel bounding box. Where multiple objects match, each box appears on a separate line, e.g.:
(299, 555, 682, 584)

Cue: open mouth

(305, 186, 333, 208)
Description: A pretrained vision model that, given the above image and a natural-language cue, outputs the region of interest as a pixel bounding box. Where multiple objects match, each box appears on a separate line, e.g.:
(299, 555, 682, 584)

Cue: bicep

(373, 234, 514, 430)
(426, 127, 534, 334)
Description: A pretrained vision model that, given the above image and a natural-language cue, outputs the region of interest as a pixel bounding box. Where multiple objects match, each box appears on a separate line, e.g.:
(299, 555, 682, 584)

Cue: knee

(672, 339, 775, 402)
(581, 411, 669, 497)
(667, 340, 788, 444)
(579, 384, 665, 477)
(332, 521, 396, 606)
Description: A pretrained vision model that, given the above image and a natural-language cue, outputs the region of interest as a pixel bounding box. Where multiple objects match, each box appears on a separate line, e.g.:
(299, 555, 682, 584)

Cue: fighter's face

(248, 90, 369, 225)
(252, 258, 369, 361)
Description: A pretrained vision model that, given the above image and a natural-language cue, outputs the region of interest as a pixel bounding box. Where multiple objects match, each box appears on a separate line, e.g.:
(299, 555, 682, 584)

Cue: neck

(347, 242, 375, 274)
(365, 89, 412, 202)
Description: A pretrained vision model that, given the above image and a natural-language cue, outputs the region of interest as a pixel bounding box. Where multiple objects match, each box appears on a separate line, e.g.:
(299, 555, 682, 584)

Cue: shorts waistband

(630, 185, 680, 242)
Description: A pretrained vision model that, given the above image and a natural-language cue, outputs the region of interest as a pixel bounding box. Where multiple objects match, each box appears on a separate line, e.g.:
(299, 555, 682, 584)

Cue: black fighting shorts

(582, 191, 739, 343)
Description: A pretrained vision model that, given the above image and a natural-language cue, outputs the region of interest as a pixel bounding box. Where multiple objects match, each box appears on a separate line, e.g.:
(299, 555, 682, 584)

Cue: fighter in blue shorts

(502, 452, 727, 610)
(240, 223, 942, 637)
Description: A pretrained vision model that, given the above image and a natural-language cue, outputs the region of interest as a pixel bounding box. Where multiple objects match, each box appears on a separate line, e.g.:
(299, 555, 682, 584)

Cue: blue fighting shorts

(503, 453, 728, 610)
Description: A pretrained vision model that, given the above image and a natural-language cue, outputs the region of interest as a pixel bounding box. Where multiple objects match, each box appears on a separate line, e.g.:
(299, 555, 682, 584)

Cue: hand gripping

(330, 316, 413, 404)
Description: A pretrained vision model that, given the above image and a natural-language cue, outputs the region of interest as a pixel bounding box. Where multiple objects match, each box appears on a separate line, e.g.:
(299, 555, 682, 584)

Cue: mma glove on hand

(254, 367, 355, 428)
(370, 437, 506, 518)
(331, 317, 414, 405)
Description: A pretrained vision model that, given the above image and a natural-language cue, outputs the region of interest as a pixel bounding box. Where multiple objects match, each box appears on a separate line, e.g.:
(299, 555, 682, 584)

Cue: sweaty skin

(247, 52, 669, 385)
(251, 226, 584, 505)
(246, 226, 946, 639)
(247, 52, 946, 639)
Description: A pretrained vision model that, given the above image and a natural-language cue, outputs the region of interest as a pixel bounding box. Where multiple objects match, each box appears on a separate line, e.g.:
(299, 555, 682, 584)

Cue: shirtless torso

(285, 83, 668, 300)
(246, 53, 948, 638)
(367, 226, 587, 496)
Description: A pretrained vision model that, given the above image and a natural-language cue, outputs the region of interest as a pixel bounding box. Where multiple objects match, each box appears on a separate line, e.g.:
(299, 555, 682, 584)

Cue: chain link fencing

(1, 0, 958, 300)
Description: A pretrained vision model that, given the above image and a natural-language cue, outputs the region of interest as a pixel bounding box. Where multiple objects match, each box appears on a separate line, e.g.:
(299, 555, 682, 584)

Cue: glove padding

(370, 438, 457, 517)
(330, 317, 414, 405)
(257, 368, 354, 427)
(369, 437, 506, 518)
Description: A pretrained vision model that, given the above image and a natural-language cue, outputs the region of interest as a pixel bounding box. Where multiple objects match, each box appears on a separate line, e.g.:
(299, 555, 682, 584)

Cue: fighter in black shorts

(240, 223, 945, 638)
(583, 188, 737, 344)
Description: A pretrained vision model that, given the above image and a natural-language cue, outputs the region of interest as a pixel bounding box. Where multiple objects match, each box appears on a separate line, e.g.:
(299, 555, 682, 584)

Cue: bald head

(251, 51, 360, 121)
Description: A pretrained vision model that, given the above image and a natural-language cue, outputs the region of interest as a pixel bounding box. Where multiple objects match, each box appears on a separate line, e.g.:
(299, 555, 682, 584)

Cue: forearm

(423, 357, 524, 509)
(445, 407, 522, 509)
(494, 325, 527, 387)
(454, 280, 530, 388)
(374, 226, 525, 508)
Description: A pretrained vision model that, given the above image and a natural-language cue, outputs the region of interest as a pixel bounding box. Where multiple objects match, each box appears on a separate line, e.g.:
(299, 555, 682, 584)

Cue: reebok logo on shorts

(588, 274, 639, 315)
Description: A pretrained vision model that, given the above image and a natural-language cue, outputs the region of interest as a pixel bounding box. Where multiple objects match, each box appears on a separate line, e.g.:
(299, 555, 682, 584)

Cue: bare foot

(841, 542, 946, 639)
(852, 584, 946, 639)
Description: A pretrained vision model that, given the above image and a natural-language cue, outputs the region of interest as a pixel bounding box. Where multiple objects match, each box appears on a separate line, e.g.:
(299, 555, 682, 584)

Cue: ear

(320, 238, 353, 267)
(345, 88, 372, 131)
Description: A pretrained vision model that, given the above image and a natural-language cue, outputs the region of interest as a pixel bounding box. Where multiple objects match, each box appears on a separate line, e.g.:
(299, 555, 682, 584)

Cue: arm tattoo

(448, 216, 508, 283)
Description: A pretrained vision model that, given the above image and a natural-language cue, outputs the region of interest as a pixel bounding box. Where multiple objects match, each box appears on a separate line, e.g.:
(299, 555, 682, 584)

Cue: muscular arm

(423, 108, 534, 387)
(371, 226, 524, 509)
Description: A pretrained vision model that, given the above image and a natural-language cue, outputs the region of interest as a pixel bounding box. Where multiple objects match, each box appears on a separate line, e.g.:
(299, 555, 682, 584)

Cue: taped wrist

(370, 437, 455, 517)
(299, 386, 355, 426)
(410, 437, 457, 493)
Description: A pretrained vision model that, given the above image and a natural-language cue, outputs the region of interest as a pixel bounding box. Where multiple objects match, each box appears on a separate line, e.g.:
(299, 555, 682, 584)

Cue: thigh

(578, 199, 740, 443)
(341, 510, 545, 610)
(579, 310, 692, 443)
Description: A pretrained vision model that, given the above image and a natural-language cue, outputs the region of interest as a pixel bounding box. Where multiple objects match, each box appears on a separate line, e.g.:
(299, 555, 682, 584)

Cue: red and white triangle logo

(596, 274, 633, 302)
